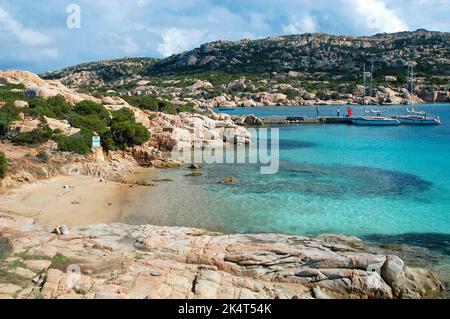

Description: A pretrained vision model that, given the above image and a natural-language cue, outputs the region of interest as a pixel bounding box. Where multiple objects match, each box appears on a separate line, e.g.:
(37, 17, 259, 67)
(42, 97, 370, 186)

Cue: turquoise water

(124, 105, 450, 292)
(127, 104, 450, 239)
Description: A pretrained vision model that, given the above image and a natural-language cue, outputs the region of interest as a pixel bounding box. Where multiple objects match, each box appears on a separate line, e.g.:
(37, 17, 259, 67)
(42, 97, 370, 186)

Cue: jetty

(259, 116, 353, 125)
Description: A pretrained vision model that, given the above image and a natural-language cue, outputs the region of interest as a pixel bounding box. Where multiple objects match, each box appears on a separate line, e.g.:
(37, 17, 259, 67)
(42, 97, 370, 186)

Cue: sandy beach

(0, 173, 153, 228)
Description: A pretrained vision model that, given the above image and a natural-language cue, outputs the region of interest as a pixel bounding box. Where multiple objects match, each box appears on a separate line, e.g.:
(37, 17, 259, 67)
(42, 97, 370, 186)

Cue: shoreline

(0, 169, 160, 228)
(214, 102, 450, 110)
(0, 166, 448, 299)
(0, 210, 445, 299)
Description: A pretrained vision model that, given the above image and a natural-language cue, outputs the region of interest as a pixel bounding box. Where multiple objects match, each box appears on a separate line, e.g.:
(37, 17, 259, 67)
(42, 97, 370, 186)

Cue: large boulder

(13, 100, 29, 108)
(419, 89, 438, 102)
(384, 76, 397, 82)
(381, 255, 404, 285)
(44, 116, 80, 136)
(190, 80, 213, 91)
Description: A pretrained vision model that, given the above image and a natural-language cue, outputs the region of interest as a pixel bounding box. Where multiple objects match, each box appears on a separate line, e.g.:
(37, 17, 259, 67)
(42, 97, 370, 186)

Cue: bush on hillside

(101, 121, 150, 151)
(0, 105, 21, 136)
(69, 101, 111, 134)
(0, 84, 26, 101)
(0, 151, 7, 179)
(176, 102, 196, 113)
(122, 96, 159, 111)
(36, 150, 50, 163)
(56, 130, 93, 155)
(123, 96, 179, 115)
(111, 108, 135, 124)
(27, 95, 73, 119)
(12, 123, 53, 146)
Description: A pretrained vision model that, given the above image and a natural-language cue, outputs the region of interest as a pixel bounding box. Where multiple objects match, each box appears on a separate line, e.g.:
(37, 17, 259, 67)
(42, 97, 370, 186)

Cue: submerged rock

(186, 172, 202, 177)
(220, 177, 237, 184)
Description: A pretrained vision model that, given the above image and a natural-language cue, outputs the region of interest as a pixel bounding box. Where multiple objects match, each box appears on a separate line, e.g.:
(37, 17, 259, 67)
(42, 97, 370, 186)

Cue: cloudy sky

(1, 0, 449, 73)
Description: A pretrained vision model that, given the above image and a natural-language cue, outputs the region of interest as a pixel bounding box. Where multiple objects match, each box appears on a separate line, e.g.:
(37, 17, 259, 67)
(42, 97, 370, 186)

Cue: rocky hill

(145, 29, 450, 76)
(43, 57, 157, 88)
(42, 30, 450, 107)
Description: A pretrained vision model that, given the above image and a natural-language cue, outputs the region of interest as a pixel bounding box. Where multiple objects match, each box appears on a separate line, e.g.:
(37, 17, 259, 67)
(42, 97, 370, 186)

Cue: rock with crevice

(0, 213, 444, 299)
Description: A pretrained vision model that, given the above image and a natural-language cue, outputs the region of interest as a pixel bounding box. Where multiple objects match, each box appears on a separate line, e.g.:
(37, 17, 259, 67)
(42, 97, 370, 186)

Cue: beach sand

(0, 171, 156, 228)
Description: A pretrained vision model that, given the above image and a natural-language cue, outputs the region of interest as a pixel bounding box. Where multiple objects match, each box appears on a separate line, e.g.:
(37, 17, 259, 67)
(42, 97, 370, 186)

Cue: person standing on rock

(337, 106, 340, 118)
(316, 106, 320, 117)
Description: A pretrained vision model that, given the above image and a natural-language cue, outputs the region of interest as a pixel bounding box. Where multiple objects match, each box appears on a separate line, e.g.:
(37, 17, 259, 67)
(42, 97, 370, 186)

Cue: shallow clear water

(125, 104, 450, 240)
(123, 105, 450, 293)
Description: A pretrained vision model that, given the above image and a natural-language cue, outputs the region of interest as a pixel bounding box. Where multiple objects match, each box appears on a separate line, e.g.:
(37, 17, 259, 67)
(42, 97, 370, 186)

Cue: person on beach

(316, 106, 320, 117)
(337, 106, 340, 118)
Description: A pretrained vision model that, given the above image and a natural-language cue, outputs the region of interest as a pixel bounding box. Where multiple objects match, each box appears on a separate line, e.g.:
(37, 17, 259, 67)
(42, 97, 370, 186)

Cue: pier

(259, 116, 353, 125)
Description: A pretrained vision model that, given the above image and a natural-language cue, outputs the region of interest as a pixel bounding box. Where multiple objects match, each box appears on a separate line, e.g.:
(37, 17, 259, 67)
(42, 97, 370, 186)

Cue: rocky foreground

(0, 212, 443, 299)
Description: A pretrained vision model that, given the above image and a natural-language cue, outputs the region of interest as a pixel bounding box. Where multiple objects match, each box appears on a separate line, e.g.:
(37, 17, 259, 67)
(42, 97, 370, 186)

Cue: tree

(104, 121, 150, 150)
(56, 130, 93, 155)
(111, 108, 135, 124)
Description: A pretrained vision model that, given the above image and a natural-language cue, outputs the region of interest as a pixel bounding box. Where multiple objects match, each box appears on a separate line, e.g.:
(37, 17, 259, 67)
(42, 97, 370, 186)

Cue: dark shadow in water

(200, 162, 432, 198)
(363, 233, 450, 256)
(0, 236, 12, 261)
(279, 139, 317, 150)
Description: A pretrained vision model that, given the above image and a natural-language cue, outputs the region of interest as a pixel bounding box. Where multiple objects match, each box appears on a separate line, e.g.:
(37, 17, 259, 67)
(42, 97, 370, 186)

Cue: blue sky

(1, 0, 449, 73)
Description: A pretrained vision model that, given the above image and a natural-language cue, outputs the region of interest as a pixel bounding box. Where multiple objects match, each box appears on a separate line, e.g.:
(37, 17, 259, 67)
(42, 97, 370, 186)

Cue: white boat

(396, 116, 441, 125)
(393, 65, 442, 125)
(218, 106, 236, 111)
(352, 116, 401, 126)
(352, 61, 401, 126)
(394, 110, 442, 125)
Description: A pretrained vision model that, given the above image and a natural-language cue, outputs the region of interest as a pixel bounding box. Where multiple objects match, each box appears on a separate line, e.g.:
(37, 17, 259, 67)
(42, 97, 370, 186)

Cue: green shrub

(36, 151, 50, 163)
(12, 123, 53, 146)
(69, 114, 109, 134)
(69, 101, 111, 134)
(73, 100, 110, 121)
(111, 108, 135, 124)
(0, 151, 7, 179)
(123, 96, 178, 114)
(0, 105, 21, 136)
(102, 121, 150, 151)
(56, 130, 93, 155)
(0, 84, 25, 101)
(123, 96, 159, 111)
(177, 102, 195, 113)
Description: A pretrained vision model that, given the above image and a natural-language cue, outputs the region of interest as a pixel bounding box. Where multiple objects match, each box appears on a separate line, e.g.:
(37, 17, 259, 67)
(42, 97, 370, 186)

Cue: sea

(123, 104, 450, 294)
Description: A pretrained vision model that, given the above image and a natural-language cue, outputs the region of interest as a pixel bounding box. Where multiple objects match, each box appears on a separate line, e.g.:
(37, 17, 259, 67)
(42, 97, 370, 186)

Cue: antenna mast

(363, 64, 366, 110)
(370, 59, 374, 101)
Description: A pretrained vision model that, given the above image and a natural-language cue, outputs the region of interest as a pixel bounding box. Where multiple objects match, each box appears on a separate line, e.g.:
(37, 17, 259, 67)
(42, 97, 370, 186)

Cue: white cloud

(157, 28, 207, 57)
(344, 0, 408, 33)
(0, 5, 51, 45)
(283, 15, 316, 34)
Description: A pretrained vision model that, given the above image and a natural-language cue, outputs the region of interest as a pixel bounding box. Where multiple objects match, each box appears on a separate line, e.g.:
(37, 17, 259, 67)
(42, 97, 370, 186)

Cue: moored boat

(352, 116, 401, 125)
(394, 114, 442, 125)
(352, 62, 401, 126)
(393, 65, 443, 125)
(218, 106, 236, 111)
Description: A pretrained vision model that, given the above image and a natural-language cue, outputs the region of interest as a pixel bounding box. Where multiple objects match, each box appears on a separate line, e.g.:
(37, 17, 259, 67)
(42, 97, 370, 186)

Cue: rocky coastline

(0, 212, 444, 299)
(0, 70, 447, 299)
